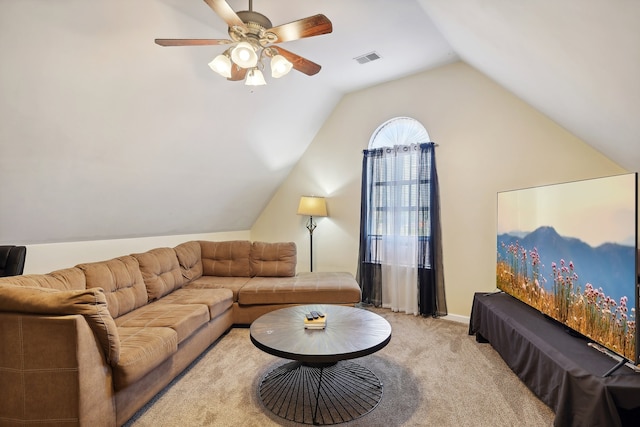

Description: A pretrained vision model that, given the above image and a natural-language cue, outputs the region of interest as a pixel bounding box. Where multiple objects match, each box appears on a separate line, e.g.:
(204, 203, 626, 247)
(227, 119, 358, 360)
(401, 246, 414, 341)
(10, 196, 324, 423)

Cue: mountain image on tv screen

(496, 173, 638, 362)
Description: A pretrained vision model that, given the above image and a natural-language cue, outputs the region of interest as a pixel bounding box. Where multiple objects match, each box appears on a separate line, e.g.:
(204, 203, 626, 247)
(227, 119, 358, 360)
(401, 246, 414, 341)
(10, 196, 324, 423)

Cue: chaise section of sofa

(234, 271, 363, 324)
(0, 239, 361, 426)
(174, 240, 362, 324)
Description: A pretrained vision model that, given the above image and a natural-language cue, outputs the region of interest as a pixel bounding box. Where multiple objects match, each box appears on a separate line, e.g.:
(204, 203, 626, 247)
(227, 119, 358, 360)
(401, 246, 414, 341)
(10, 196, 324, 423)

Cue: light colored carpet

(124, 308, 554, 427)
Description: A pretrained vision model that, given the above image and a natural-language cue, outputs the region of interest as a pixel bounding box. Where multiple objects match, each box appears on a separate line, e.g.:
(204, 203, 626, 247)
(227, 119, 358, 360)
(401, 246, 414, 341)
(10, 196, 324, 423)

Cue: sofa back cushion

(77, 256, 148, 318)
(0, 267, 86, 291)
(174, 241, 203, 281)
(199, 240, 251, 277)
(250, 242, 297, 277)
(133, 248, 186, 301)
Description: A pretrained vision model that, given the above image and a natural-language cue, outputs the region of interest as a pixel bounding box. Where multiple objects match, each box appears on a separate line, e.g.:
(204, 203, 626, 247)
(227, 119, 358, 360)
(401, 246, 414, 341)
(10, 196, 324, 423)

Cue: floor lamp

(297, 196, 327, 272)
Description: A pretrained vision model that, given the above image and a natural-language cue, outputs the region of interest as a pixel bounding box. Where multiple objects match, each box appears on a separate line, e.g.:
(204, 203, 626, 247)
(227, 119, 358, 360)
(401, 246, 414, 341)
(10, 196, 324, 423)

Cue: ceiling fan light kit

(155, 0, 332, 86)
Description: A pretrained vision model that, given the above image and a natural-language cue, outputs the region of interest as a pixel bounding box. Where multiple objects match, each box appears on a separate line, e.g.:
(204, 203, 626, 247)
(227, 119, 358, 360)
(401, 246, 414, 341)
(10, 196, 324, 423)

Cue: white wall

(251, 61, 626, 318)
(24, 230, 250, 274)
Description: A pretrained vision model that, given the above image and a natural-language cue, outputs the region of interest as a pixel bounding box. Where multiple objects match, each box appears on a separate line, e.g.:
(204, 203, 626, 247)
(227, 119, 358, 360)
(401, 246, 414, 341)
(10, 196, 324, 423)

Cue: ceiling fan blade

(267, 14, 332, 43)
(228, 64, 247, 81)
(155, 39, 232, 46)
(272, 46, 321, 76)
(203, 0, 245, 28)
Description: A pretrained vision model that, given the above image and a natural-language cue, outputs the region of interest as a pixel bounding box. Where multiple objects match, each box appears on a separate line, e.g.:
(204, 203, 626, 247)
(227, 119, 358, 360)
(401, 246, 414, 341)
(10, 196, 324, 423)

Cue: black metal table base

(258, 360, 383, 425)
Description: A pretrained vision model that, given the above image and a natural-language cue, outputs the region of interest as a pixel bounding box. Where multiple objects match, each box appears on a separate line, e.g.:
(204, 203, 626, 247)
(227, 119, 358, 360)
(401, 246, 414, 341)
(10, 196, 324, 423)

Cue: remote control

(311, 311, 319, 319)
(306, 313, 314, 321)
(316, 311, 325, 318)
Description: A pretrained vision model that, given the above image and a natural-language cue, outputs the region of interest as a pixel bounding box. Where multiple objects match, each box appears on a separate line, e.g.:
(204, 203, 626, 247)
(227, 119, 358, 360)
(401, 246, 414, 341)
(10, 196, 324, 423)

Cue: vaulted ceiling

(1, 0, 638, 244)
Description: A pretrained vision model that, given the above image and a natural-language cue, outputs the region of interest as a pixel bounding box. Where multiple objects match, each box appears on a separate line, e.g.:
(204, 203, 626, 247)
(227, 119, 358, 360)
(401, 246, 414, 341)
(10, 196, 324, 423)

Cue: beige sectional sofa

(0, 240, 361, 427)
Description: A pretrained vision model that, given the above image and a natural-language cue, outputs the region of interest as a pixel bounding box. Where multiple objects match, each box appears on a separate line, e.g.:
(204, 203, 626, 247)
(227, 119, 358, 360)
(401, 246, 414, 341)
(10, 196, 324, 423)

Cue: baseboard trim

(442, 313, 469, 324)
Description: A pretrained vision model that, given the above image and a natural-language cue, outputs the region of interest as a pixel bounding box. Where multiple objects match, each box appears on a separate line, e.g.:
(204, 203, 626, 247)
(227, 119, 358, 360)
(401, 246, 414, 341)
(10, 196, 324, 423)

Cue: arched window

(357, 117, 446, 317)
(369, 117, 430, 149)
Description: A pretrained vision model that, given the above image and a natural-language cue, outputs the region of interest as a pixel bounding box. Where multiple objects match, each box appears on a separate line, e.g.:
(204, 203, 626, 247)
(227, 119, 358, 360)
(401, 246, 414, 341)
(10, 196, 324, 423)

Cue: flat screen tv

(496, 173, 639, 365)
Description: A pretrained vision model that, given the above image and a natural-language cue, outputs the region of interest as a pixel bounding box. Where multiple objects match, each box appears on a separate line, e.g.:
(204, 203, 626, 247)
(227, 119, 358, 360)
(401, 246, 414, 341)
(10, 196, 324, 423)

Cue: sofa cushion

(133, 248, 186, 301)
(0, 267, 86, 291)
(238, 272, 362, 305)
(0, 284, 120, 366)
(77, 256, 148, 319)
(114, 326, 177, 389)
(199, 240, 251, 277)
(174, 241, 203, 281)
(184, 276, 251, 302)
(114, 302, 209, 344)
(160, 288, 233, 320)
(250, 241, 297, 277)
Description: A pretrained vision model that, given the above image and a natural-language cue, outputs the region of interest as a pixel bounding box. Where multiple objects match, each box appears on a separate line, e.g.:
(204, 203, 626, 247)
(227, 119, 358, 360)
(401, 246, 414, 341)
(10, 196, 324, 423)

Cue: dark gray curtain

(356, 142, 447, 317)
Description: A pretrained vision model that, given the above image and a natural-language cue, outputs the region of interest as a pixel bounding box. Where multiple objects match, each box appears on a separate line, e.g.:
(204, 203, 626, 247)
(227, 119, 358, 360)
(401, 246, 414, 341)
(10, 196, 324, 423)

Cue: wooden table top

(250, 305, 392, 364)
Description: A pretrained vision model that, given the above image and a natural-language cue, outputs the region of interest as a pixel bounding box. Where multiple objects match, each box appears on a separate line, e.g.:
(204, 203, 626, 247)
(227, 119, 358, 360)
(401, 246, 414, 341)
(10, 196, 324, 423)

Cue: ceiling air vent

(354, 51, 381, 64)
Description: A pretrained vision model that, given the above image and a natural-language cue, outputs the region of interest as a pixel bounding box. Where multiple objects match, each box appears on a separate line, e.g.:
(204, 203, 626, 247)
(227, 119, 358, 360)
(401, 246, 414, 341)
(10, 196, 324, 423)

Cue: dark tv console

(469, 292, 640, 427)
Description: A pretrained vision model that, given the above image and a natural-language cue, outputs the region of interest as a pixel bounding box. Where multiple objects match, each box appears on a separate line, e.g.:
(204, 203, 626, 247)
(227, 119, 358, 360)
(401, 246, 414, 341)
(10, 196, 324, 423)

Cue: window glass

(369, 117, 430, 149)
(367, 117, 431, 240)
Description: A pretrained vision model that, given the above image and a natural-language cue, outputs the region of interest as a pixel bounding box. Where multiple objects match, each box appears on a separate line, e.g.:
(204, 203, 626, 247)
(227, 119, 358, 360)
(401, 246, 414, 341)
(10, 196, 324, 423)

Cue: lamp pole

(306, 216, 317, 272)
(297, 196, 327, 273)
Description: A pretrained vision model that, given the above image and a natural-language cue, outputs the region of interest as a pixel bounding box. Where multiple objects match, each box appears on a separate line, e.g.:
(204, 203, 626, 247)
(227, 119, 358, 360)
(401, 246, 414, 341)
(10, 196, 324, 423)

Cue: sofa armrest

(0, 312, 116, 426)
(0, 284, 120, 365)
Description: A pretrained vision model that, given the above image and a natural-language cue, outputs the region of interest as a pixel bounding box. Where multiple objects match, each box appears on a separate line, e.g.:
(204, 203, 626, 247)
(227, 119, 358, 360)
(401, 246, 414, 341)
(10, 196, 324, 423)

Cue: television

(496, 173, 639, 365)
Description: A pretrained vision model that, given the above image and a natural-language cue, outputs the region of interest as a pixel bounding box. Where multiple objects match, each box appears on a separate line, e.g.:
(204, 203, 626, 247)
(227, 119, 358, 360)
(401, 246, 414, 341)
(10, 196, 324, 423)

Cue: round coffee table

(250, 305, 392, 425)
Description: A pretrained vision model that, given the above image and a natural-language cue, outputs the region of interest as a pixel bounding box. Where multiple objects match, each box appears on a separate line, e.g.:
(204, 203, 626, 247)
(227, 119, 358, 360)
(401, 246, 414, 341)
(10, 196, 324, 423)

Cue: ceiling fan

(155, 0, 333, 86)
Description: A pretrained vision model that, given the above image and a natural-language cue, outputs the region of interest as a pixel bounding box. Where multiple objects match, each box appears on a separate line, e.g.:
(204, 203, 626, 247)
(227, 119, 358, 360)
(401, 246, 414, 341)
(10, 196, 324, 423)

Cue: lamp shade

(270, 54, 293, 78)
(208, 54, 232, 78)
(231, 41, 258, 68)
(245, 68, 267, 86)
(297, 196, 327, 217)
